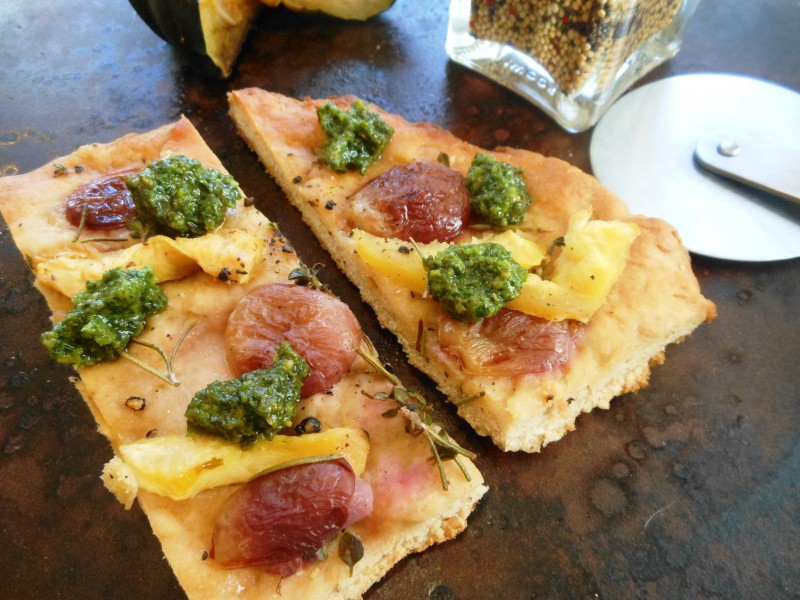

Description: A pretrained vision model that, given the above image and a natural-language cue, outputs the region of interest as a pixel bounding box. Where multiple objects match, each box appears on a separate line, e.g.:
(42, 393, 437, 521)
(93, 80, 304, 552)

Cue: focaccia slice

(0, 117, 486, 599)
(228, 88, 716, 453)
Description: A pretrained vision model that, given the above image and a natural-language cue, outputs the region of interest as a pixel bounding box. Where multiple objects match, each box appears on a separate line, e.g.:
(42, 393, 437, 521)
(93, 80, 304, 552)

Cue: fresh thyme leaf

(338, 531, 364, 576)
(288, 263, 330, 292)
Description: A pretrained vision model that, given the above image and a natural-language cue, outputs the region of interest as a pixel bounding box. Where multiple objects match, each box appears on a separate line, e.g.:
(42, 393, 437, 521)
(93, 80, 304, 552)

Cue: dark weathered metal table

(1, 1, 798, 598)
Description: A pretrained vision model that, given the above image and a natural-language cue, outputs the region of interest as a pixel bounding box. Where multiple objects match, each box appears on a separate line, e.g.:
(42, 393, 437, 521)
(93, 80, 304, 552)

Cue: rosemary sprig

(122, 322, 195, 386)
(71, 204, 89, 243)
(532, 235, 566, 279)
(80, 236, 130, 243)
(71, 203, 130, 243)
(452, 388, 487, 407)
(120, 351, 177, 386)
(357, 342, 475, 491)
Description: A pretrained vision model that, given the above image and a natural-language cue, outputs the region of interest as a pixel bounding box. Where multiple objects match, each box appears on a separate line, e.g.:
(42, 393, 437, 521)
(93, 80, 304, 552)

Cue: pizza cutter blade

(589, 73, 800, 262)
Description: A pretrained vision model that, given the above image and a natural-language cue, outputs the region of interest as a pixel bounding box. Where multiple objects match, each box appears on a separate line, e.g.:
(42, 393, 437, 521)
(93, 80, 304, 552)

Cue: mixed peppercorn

(469, 0, 683, 93)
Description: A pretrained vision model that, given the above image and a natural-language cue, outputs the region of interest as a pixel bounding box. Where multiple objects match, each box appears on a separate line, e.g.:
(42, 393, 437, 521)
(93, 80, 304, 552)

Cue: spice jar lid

(590, 73, 800, 262)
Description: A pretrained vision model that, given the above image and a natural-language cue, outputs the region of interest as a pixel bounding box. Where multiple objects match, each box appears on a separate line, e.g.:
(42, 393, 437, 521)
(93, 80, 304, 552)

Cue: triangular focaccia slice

(228, 88, 716, 453)
(0, 117, 486, 599)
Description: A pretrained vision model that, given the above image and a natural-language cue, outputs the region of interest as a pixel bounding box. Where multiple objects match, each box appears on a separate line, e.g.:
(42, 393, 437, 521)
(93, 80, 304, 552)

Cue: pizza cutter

(589, 73, 800, 262)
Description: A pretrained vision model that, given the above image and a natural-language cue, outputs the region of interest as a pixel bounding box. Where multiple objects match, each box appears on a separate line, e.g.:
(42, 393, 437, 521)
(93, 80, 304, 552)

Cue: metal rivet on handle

(717, 140, 741, 157)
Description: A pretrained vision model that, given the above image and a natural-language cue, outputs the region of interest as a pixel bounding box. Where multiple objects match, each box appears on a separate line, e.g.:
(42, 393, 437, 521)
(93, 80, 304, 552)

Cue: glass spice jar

(446, 0, 699, 132)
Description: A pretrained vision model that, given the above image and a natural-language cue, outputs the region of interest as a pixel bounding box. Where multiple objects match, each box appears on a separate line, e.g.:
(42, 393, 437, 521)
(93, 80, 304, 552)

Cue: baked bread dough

(0, 117, 486, 599)
(228, 88, 717, 453)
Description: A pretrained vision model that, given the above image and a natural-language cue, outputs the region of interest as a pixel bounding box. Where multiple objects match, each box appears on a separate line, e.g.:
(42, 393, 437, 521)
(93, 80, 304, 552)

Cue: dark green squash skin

(128, 0, 225, 78)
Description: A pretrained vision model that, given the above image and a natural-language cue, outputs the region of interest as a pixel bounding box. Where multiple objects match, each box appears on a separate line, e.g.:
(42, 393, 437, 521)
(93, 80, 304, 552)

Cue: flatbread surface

(0, 117, 486, 599)
(228, 88, 716, 453)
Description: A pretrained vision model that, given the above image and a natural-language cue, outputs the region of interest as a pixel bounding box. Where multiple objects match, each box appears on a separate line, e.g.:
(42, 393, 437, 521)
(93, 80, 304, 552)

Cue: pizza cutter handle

(694, 131, 800, 204)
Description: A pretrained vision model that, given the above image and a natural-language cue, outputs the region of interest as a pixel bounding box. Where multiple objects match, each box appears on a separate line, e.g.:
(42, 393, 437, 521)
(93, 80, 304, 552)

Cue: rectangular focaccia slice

(228, 88, 716, 453)
(0, 117, 486, 599)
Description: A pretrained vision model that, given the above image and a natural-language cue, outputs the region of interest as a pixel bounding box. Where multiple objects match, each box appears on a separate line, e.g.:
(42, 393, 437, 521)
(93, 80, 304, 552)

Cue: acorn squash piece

(261, 0, 395, 20)
(105, 427, 370, 502)
(128, 0, 261, 78)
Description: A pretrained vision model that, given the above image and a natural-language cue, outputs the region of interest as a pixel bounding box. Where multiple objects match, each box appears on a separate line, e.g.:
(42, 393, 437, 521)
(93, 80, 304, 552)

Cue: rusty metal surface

(1, 0, 798, 598)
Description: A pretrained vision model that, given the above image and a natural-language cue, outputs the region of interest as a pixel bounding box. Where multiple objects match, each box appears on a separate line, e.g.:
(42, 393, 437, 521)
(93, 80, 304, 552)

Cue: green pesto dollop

(317, 100, 394, 174)
(465, 153, 532, 227)
(125, 154, 241, 239)
(185, 342, 310, 445)
(41, 267, 168, 368)
(424, 242, 527, 322)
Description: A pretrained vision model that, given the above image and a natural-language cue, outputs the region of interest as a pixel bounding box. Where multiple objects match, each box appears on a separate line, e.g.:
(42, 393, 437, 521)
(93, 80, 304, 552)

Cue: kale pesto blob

(185, 342, 310, 445)
(41, 266, 168, 368)
(465, 153, 532, 227)
(424, 242, 528, 322)
(125, 154, 241, 239)
(317, 100, 394, 174)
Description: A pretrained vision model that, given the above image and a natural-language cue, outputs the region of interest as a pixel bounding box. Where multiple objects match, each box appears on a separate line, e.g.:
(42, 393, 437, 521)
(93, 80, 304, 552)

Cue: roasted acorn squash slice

(129, 0, 394, 78)
(129, 0, 261, 78)
(262, 0, 394, 20)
